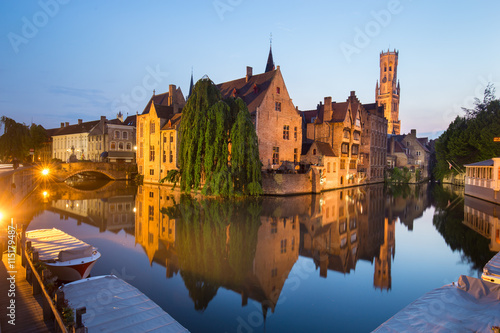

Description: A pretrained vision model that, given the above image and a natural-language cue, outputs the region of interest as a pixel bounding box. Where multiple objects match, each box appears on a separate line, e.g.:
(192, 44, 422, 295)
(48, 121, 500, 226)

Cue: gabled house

(136, 85, 185, 183)
(387, 129, 432, 179)
(301, 91, 364, 188)
(217, 62, 302, 170)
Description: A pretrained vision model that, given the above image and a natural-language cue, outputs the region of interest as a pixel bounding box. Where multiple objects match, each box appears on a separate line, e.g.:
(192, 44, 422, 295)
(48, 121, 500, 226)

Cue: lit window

(276, 87, 280, 94)
(272, 147, 279, 165)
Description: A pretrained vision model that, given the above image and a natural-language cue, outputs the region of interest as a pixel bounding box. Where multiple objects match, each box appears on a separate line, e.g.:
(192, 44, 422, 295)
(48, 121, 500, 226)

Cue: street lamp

(42, 168, 49, 176)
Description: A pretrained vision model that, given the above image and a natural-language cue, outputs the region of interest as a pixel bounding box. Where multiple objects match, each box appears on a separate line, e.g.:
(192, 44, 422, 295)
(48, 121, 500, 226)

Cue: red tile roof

(217, 70, 276, 114)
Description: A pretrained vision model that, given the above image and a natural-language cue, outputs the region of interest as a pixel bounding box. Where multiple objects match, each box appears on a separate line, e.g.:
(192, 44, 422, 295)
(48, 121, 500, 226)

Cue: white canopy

(26, 228, 95, 262)
(373, 275, 500, 332)
(61, 275, 190, 333)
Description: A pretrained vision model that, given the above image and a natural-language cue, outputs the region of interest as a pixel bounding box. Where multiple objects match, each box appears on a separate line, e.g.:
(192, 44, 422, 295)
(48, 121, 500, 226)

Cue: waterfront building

(463, 196, 500, 252)
(87, 114, 136, 163)
(217, 49, 303, 170)
(51, 119, 99, 162)
(376, 49, 401, 135)
(386, 129, 432, 180)
(136, 85, 185, 183)
(359, 103, 388, 184)
(464, 157, 500, 205)
(301, 91, 364, 189)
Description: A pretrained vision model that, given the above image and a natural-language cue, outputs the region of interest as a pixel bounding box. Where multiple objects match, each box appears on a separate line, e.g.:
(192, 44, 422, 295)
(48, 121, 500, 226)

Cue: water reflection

(15, 180, 497, 332)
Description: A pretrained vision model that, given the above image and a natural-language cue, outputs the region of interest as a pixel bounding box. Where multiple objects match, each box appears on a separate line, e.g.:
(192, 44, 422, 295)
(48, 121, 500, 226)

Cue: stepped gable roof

(54, 120, 99, 136)
(217, 69, 277, 114)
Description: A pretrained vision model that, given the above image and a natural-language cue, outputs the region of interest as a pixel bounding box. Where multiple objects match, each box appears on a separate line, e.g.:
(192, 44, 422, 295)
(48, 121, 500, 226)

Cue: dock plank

(0, 253, 55, 333)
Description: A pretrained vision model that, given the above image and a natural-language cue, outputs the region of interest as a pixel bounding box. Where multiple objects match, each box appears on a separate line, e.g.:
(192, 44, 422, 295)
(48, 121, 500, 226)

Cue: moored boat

(482, 251, 500, 284)
(59, 275, 190, 332)
(25, 228, 101, 281)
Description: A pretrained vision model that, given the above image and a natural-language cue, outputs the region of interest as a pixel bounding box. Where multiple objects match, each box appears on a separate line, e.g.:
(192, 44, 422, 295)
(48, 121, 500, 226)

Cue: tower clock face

(382, 76, 387, 83)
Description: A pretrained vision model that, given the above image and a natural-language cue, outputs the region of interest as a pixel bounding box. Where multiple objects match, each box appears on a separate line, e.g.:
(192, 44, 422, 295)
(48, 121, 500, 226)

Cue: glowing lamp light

(42, 168, 49, 176)
(0, 211, 3, 221)
(43, 191, 48, 197)
(133, 207, 136, 213)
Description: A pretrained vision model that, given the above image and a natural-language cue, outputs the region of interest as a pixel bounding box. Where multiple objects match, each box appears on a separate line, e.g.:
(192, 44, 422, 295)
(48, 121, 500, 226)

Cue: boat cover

(61, 275, 190, 333)
(25, 228, 95, 262)
(483, 251, 500, 279)
(373, 275, 500, 332)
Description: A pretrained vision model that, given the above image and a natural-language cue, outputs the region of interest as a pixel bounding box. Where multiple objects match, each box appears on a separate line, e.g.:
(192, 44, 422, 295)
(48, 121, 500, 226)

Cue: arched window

(126, 143, 132, 150)
(122, 131, 128, 140)
(110, 142, 116, 150)
(114, 130, 120, 139)
(118, 142, 124, 150)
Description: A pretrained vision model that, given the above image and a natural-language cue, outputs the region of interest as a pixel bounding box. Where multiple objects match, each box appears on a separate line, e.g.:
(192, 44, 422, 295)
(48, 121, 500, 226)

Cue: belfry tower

(376, 50, 400, 135)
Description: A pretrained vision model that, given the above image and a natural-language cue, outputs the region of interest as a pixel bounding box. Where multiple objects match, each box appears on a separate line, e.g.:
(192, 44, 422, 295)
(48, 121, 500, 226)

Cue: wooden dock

(0, 253, 55, 333)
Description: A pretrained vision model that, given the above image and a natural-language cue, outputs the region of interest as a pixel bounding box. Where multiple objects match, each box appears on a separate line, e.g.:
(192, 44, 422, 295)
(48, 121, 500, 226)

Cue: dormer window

(232, 88, 237, 97)
(253, 84, 258, 94)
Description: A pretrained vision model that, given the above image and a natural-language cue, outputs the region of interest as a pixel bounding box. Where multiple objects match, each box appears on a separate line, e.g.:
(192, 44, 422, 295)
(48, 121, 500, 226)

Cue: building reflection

(135, 185, 300, 315)
(463, 196, 500, 252)
(47, 181, 136, 233)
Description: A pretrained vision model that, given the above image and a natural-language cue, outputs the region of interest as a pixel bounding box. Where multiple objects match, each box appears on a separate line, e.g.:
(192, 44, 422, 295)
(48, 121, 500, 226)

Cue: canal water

(21, 181, 497, 332)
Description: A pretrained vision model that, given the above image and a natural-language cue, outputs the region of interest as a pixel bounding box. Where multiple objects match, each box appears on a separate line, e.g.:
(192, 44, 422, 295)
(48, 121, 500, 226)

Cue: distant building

(51, 119, 99, 162)
(136, 85, 185, 183)
(387, 129, 432, 180)
(88, 114, 136, 163)
(376, 49, 401, 135)
(359, 103, 388, 184)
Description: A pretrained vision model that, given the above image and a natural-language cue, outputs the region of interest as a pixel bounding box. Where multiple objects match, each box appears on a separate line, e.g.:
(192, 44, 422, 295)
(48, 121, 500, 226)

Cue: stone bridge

(50, 162, 137, 182)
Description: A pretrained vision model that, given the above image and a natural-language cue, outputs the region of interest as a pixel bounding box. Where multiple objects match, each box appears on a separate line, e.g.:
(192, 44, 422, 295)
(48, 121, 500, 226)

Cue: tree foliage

(177, 78, 262, 196)
(434, 84, 500, 180)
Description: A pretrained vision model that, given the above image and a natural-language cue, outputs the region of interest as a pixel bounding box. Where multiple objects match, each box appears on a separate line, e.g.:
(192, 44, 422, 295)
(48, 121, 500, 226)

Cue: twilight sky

(1, 0, 499, 138)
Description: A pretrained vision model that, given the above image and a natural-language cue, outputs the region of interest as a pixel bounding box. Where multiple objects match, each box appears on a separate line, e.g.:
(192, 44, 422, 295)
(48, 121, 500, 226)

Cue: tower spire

(265, 33, 275, 73)
(188, 67, 194, 98)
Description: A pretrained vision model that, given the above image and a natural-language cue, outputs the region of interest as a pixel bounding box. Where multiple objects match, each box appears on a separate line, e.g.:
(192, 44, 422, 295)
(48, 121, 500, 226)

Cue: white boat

(482, 251, 500, 284)
(59, 275, 190, 332)
(25, 228, 101, 281)
(373, 275, 500, 332)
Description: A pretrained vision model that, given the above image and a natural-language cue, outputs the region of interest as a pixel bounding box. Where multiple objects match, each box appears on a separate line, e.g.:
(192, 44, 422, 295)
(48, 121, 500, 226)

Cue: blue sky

(1, 0, 499, 139)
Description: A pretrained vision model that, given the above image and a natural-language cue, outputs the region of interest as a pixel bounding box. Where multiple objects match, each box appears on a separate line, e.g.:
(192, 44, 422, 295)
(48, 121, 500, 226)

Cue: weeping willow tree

(177, 77, 262, 196)
(230, 98, 262, 195)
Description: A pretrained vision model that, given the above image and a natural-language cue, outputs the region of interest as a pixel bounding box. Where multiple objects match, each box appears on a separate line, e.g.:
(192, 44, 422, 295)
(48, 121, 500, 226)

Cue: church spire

(188, 67, 194, 98)
(265, 34, 275, 73)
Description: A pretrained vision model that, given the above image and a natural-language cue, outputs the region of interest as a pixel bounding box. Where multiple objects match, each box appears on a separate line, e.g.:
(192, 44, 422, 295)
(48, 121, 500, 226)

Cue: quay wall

(0, 166, 38, 212)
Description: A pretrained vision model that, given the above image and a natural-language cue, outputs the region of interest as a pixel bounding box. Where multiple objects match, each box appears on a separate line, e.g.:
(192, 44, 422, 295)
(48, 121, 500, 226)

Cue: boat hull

(44, 252, 101, 281)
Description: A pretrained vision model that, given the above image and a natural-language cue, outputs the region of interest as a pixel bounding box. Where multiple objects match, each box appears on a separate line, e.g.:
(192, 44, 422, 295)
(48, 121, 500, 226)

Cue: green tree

(177, 77, 262, 196)
(0, 116, 30, 161)
(230, 99, 262, 195)
(434, 85, 500, 180)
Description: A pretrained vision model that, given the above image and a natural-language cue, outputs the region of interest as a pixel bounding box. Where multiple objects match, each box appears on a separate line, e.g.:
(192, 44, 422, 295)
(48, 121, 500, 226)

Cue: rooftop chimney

(61, 122, 64, 128)
(65, 122, 69, 127)
(78, 119, 82, 125)
(411, 129, 416, 137)
(168, 84, 176, 106)
(246, 66, 253, 82)
(324, 96, 332, 121)
(100, 116, 106, 122)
